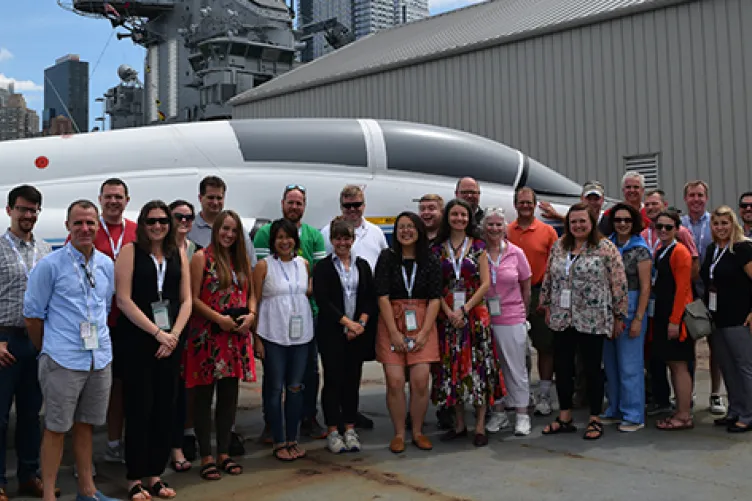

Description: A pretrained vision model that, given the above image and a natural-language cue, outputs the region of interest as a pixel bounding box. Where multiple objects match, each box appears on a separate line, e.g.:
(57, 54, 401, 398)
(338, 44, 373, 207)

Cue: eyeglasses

(459, 190, 480, 196)
(342, 201, 364, 210)
(14, 206, 41, 216)
(655, 223, 674, 231)
(397, 225, 416, 232)
(173, 213, 195, 222)
(285, 184, 306, 193)
(613, 217, 633, 224)
(740, 203, 752, 210)
(145, 217, 170, 226)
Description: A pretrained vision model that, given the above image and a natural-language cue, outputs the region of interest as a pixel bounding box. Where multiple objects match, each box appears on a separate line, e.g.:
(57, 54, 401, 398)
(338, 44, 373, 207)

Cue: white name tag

(647, 299, 655, 318)
(560, 289, 572, 309)
(708, 292, 717, 312)
(453, 290, 466, 311)
(151, 300, 172, 331)
(289, 315, 304, 340)
(80, 322, 99, 350)
(405, 309, 418, 332)
(488, 297, 502, 317)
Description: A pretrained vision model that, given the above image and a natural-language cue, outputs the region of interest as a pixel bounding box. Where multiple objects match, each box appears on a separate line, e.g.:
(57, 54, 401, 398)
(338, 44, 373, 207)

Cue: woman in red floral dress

(184, 210, 256, 481)
(432, 199, 502, 447)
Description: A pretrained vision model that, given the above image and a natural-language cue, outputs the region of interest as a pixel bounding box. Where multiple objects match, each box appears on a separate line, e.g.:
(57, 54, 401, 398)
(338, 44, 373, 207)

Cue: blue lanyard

(276, 257, 300, 296)
(401, 262, 418, 298)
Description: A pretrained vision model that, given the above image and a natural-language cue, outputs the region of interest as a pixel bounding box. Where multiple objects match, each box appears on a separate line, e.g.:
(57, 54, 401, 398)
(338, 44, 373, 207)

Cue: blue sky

(0, 1, 484, 132)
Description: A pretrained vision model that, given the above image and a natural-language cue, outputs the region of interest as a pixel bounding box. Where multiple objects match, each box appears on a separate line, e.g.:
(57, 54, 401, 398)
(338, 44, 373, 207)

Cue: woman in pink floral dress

(432, 199, 502, 447)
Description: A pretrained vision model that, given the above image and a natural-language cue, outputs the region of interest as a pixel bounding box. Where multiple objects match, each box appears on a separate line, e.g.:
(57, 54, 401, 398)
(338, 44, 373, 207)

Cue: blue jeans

(603, 290, 647, 425)
(262, 339, 309, 444)
(302, 338, 320, 421)
(0, 329, 43, 486)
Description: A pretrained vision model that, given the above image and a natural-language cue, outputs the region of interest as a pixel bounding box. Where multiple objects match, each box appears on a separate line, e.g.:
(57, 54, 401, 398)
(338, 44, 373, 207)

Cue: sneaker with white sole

(104, 442, 124, 464)
(327, 431, 347, 454)
(344, 429, 361, 452)
(709, 394, 727, 415)
(514, 414, 531, 436)
(534, 394, 553, 416)
(486, 411, 511, 433)
(618, 422, 645, 432)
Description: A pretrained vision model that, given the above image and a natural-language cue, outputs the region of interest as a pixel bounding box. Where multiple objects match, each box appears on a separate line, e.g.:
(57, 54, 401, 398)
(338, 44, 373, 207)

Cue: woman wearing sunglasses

(602, 203, 651, 432)
(700, 206, 752, 432)
(115, 201, 193, 500)
(651, 210, 694, 431)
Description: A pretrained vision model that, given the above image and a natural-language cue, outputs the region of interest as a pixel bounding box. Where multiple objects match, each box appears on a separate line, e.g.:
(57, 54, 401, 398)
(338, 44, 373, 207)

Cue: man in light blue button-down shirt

(24, 200, 119, 501)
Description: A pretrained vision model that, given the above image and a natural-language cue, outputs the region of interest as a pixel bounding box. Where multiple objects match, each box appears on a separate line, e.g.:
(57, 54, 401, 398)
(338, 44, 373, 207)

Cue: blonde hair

(419, 194, 444, 211)
(340, 185, 364, 204)
(710, 205, 749, 252)
(683, 180, 709, 197)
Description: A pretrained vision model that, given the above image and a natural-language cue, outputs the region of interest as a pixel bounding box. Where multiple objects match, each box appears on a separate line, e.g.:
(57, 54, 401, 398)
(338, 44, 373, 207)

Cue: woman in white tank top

(253, 219, 314, 462)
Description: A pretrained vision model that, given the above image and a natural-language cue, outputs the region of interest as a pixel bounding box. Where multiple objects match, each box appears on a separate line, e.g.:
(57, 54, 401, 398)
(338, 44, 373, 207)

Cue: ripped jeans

(261, 338, 310, 444)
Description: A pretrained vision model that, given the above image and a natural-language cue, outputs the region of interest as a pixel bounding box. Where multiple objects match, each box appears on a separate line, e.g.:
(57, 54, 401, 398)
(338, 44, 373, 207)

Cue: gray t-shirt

(188, 213, 257, 267)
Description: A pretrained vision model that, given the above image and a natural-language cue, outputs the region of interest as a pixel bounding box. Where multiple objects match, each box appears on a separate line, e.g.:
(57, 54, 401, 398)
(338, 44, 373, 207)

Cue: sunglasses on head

(655, 223, 674, 231)
(740, 203, 752, 210)
(613, 217, 633, 224)
(285, 184, 306, 193)
(342, 201, 364, 210)
(145, 217, 170, 226)
(173, 213, 195, 222)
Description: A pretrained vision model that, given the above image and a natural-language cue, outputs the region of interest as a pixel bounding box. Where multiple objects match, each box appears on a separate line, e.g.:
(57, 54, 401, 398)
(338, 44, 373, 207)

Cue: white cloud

(430, 0, 487, 13)
(0, 48, 12, 62)
(0, 73, 43, 92)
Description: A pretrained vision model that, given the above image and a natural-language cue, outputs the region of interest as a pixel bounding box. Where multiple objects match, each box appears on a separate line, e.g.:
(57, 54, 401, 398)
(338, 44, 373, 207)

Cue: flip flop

(149, 481, 176, 499)
(171, 459, 192, 472)
(128, 484, 151, 501)
(220, 458, 243, 475)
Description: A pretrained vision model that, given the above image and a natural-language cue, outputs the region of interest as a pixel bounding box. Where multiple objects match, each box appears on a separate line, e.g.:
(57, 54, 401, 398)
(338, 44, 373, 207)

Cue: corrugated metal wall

(234, 0, 752, 206)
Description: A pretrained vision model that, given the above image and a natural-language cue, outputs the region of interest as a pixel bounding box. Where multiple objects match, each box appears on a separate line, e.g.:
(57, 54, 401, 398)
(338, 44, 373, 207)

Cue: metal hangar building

(230, 0, 752, 206)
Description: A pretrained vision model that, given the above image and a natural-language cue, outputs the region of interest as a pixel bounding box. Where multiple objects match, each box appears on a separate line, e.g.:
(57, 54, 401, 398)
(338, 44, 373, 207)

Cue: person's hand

(538, 201, 561, 220)
(449, 309, 466, 329)
(345, 329, 358, 341)
(155, 344, 173, 359)
(612, 318, 625, 339)
(155, 330, 177, 350)
(744, 313, 752, 335)
(0, 342, 16, 368)
(413, 329, 430, 352)
(217, 315, 238, 332)
(350, 321, 365, 336)
(234, 313, 255, 335)
(668, 323, 680, 340)
(254, 336, 265, 360)
(629, 318, 642, 338)
(390, 330, 408, 353)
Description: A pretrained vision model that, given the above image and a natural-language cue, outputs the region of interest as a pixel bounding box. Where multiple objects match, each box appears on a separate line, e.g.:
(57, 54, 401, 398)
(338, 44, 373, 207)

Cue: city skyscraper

(394, 0, 429, 25)
(353, 0, 395, 39)
(0, 90, 40, 142)
(310, 0, 353, 61)
(43, 54, 88, 133)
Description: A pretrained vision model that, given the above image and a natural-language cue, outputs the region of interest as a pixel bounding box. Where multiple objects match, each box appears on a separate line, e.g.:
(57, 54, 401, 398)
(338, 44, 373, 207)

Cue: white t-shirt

(321, 219, 388, 271)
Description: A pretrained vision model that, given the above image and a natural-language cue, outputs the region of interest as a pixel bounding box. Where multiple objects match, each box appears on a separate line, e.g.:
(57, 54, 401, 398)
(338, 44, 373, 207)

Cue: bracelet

(153, 327, 161, 337)
(358, 319, 367, 327)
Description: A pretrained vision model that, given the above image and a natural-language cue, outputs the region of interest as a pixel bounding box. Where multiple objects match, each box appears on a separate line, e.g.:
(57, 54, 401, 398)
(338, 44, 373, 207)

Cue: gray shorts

(38, 354, 112, 433)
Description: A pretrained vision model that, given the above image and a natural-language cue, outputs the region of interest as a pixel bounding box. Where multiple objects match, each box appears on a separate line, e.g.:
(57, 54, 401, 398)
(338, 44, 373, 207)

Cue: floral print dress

(432, 238, 503, 407)
(183, 245, 256, 388)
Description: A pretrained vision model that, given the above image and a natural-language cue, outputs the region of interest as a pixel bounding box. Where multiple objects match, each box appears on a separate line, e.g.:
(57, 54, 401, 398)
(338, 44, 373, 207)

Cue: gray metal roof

(230, 0, 689, 106)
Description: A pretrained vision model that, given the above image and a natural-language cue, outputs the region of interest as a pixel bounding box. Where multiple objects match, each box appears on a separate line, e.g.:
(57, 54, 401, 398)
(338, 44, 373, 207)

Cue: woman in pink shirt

(482, 208, 533, 436)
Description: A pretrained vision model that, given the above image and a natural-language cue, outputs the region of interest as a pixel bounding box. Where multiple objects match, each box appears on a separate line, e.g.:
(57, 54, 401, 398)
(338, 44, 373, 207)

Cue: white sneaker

(486, 411, 511, 433)
(327, 431, 347, 454)
(514, 414, 531, 436)
(104, 442, 125, 463)
(535, 394, 553, 416)
(709, 394, 726, 415)
(343, 429, 361, 452)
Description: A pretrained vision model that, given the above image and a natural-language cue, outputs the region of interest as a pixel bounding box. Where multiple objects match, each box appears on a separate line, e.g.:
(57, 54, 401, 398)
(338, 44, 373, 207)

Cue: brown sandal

(656, 415, 694, 431)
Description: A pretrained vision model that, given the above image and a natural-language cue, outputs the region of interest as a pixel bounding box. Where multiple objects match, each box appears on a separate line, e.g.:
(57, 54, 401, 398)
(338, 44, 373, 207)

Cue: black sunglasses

(740, 203, 752, 210)
(613, 217, 633, 224)
(655, 223, 674, 231)
(342, 201, 364, 210)
(173, 213, 195, 222)
(145, 217, 170, 226)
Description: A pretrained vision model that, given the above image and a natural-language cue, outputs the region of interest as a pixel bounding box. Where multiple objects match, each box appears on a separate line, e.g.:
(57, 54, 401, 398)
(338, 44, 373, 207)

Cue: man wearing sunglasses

(253, 184, 328, 440)
(739, 192, 752, 238)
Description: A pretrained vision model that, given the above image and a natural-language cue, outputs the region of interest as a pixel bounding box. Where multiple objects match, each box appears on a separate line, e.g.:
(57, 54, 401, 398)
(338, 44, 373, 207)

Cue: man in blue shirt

(24, 200, 118, 501)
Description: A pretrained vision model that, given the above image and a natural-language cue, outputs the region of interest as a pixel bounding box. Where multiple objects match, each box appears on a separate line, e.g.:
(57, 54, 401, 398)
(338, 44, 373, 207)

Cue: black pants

(194, 378, 239, 458)
(320, 341, 364, 427)
(170, 340, 187, 449)
(553, 328, 605, 417)
(123, 335, 179, 480)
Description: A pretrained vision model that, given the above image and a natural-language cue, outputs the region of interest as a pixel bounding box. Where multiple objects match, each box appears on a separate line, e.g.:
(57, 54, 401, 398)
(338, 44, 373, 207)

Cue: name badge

(453, 290, 466, 311)
(488, 297, 502, 317)
(80, 322, 99, 350)
(405, 309, 418, 332)
(151, 300, 172, 331)
(647, 298, 655, 318)
(289, 315, 304, 340)
(560, 289, 572, 309)
(708, 292, 717, 312)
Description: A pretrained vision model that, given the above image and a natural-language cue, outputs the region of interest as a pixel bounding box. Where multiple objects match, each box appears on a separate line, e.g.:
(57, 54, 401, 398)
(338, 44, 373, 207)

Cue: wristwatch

(358, 319, 367, 328)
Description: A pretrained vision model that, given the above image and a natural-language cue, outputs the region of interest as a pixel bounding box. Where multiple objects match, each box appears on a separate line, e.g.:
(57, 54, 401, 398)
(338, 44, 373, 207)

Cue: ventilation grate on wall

(624, 154, 660, 189)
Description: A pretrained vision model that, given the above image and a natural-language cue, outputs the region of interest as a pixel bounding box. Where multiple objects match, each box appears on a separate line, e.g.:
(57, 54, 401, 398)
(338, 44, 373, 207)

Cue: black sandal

(149, 481, 176, 499)
(542, 417, 577, 435)
(170, 459, 191, 472)
(287, 442, 307, 459)
(273, 445, 294, 461)
(220, 457, 243, 475)
(583, 420, 604, 440)
(128, 483, 151, 501)
(199, 462, 221, 481)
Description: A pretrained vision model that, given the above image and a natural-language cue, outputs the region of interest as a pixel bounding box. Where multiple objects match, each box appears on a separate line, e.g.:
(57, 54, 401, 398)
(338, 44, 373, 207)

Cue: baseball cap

(582, 181, 605, 198)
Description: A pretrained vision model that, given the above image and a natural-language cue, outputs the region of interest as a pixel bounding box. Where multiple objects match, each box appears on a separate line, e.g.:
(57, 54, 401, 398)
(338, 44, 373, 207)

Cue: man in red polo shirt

(97, 178, 137, 464)
(507, 187, 559, 416)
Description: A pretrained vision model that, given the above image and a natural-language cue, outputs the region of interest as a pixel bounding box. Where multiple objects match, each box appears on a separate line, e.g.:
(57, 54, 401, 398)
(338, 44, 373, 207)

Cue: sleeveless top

(119, 244, 182, 335)
(257, 255, 314, 346)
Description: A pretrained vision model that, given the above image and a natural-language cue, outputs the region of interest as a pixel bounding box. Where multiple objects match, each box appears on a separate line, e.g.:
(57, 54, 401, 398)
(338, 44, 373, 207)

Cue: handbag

(683, 299, 713, 340)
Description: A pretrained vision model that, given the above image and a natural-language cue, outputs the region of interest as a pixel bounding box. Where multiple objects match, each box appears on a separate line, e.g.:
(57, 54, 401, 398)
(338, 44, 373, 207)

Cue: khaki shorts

(528, 288, 554, 355)
(38, 354, 112, 433)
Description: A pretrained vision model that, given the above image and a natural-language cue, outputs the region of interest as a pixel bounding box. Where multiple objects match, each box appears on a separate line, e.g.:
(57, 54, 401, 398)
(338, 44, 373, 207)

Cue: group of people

(0, 170, 751, 501)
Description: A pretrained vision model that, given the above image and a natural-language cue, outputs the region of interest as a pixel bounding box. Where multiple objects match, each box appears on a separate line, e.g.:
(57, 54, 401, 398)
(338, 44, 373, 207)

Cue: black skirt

(651, 319, 695, 363)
